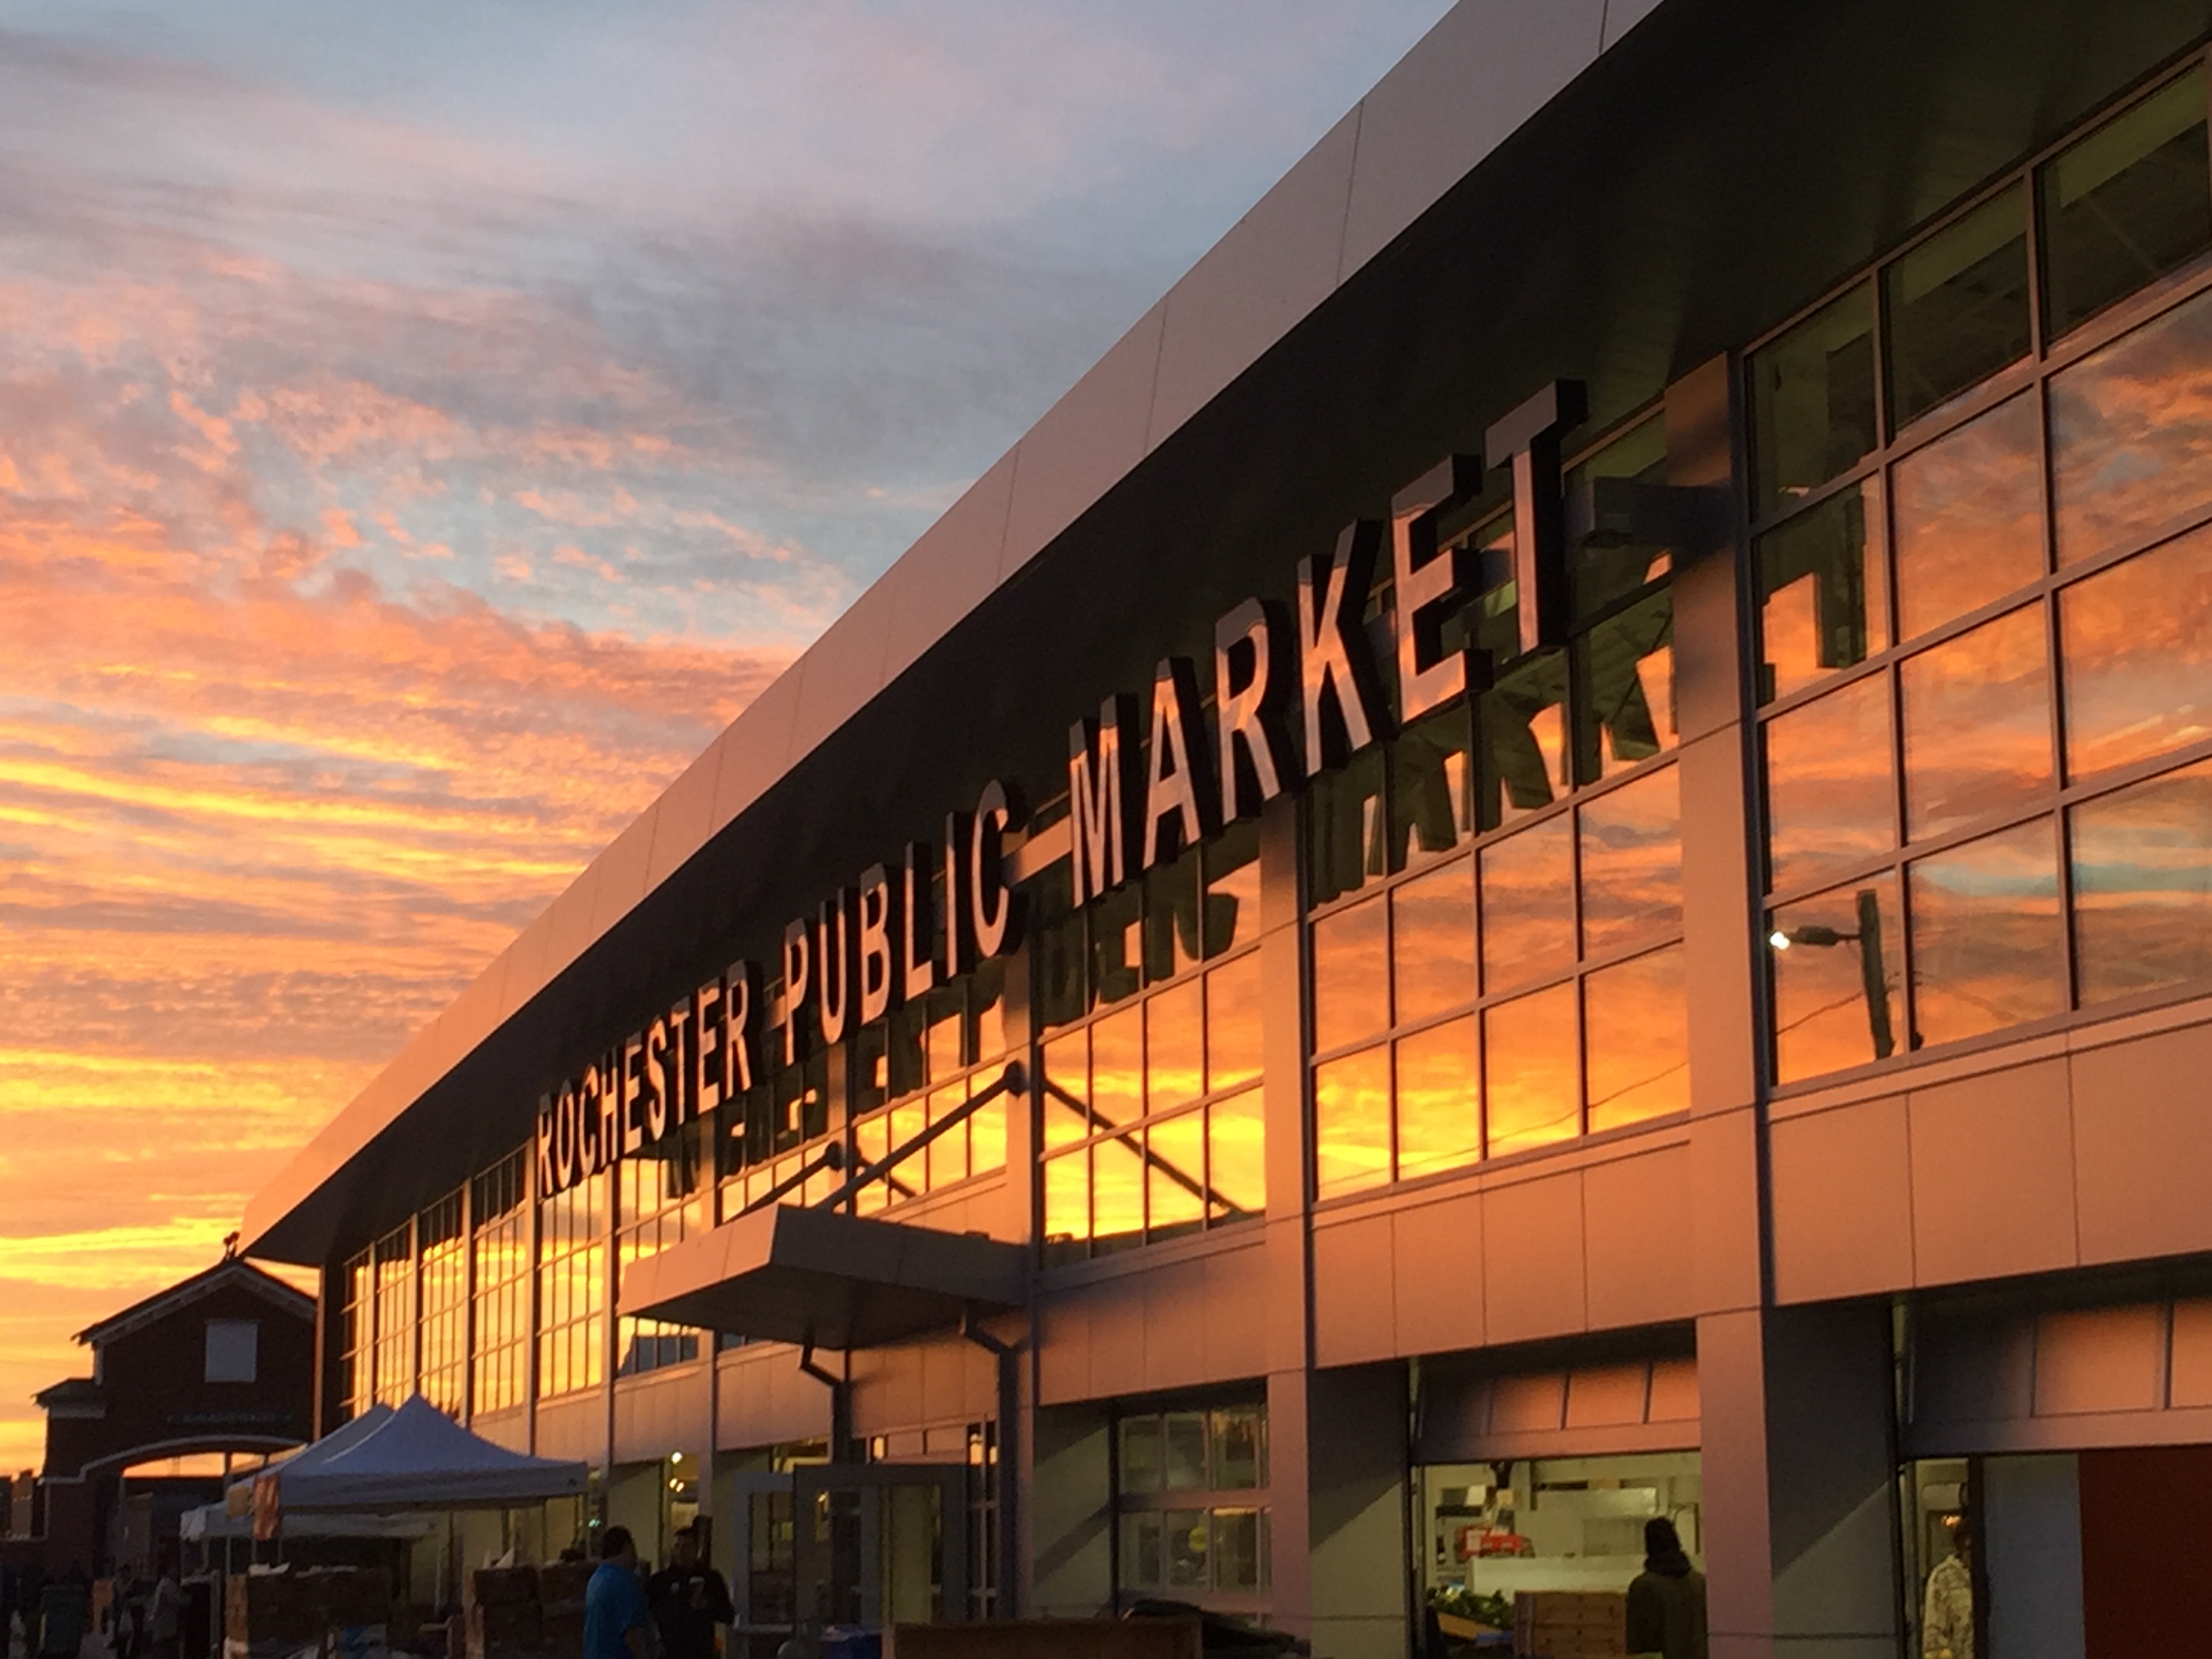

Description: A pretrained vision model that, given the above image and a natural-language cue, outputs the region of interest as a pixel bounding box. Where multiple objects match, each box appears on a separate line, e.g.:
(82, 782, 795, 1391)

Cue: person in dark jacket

(1626, 1517, 1708, 1659)
(647, 1526, 733, 1659)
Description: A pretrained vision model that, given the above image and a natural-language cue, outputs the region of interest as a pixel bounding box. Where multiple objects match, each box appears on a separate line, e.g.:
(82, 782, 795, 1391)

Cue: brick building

(34, 1256, 314, 1572)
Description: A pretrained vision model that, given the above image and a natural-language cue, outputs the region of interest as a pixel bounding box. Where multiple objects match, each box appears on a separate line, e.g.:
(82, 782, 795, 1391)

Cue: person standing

(647, 1528, 733, 1659)
(583, 1529, 653, 1659)
(1922, 1519, 1973, 1659)
(1626, 1517, 1708, 1659)
(146, 1554, 182, 1659)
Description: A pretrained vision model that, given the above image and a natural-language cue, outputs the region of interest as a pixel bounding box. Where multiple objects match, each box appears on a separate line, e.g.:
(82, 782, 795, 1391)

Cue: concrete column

(1256, 792, 1315, 1635)
(1307, 1363, 1412, 1659)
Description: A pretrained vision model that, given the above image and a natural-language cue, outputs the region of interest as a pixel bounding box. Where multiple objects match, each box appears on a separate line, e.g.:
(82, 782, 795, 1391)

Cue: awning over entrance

(619, 1204, 1027, 1349)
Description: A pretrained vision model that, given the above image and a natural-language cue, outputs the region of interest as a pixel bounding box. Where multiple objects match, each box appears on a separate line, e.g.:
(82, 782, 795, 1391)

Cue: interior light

(1768, 930, 1791, 950)
(670, 1452, 683, 1463)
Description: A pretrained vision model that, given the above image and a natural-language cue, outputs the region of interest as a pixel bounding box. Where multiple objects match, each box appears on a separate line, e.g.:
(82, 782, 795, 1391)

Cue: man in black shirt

(647, 1525, 735, 1659)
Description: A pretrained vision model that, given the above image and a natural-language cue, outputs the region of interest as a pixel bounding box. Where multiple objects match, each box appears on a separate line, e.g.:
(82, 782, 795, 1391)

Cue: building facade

(243, 3, 2212, 1654)
(33, 1256, 315, 1574)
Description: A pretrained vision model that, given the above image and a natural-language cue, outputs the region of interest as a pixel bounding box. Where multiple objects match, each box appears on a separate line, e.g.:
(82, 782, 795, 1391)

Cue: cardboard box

(470, 1570, 539, 1610)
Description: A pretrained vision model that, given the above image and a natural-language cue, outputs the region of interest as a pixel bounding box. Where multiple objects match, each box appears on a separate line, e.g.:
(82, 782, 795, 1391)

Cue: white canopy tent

(267, 1395, 588, 1514)
(180, 1506, 436, 1542)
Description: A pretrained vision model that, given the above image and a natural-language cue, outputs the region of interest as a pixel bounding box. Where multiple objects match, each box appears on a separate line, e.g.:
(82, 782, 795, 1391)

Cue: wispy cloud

(0, 0, 1457, 1469)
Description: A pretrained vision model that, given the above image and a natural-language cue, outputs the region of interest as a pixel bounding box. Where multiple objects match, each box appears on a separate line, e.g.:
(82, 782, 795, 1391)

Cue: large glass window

(417, 1191, 466, 1418)
(842, 962, 1015, 1219)
(337, 1249, 371, 1422)
(617, 1122, 708, 1378)
(1417, 1452, 1702, 1626)
(470, 1151, 529, 1416)
(1039, 826, 1264, 1265)
(537, 1172, 606, 1400)
(371, 1221, 414, 1407)
(1885, 185, 2032, 429)
(2041, 70, 2212, 338)
(2070, 757, 2212, 1004)
(1754, 66, 2212, 1082)
(1116, 1403, 1270, 1613)
(1311, 756, 1686, 1197)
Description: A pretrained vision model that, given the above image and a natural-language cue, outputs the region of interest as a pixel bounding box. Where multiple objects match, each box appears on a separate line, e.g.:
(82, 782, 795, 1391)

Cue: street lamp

(1768, 887, 1896, 1059)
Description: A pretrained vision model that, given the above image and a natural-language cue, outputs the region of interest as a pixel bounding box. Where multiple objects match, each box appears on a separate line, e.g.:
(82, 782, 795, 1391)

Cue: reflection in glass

(1091, 1128, 1147, 1252)
(1480, 815, 1576, 993)
(1122, 1514, 1163, 1589)
(1091, 1005, 1143, 1131)
(1212, 1406, 1266, 1489)
(1090, 879, 1142, 1007)
(2060, 523, 2212, 779)
(1390, 705, 1474, 872)
(1311, 895, 1389, 1054)
(1309, 747, 1387, 905)
(1908, 817, 2064, 1046)
(1576, 588, 1677, 781)
(1757, 479, 1887, 702)
(1205, 954, 1264, 1092)
(1584, 945, 1689, 1132)
(1579, 764, 1682, 953)
(926, 1082, 968, 1191)
(970, 1093, 1006, 1174)
(1202, 819, 1262, 957)
(1885, 184, 2032, 428)
(1213, 1511, 1264, 1591)
(1042, 1149, 1088, 1263)
(1767, 874, 1904, 1083)
(2052, 284, 2212, 566)
(1391, 857, 1475, 1025)
(2043, 71, 2212, 340)
(1478, 651, 1570, 827)
(1763, 674, 1896, 894)
(1483, 981, 1579, 1155)
(1314, 1045, 1392, 1199)
(1042, 1031, 1090, 1149)
(1891, 392, 2046, 638)
(1565, 413, 1671, 622)
(1750, 283, 1879, 516)
(1164, 1511, 1208, 1588)
(1122, 1416, 1164, 1492)
(1207, 1088, 1266, 1220)
(1147, 979, 1204, 1111)
(1146, 1109, 1207, 1242)
(2070, 758, 2212, 1004)
(1164, 1414, 1208, 1489)
(1395, 1017, 1480, 1181)
(1143, 851, 1202, 985)
(1900, 605, 2052, 841)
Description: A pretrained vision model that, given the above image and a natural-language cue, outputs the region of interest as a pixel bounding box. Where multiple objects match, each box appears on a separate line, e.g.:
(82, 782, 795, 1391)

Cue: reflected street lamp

(1768, 887, 1896, 1060)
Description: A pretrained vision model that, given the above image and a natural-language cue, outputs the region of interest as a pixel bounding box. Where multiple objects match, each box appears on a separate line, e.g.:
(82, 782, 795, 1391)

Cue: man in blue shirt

(583, 1527, 653, 1659)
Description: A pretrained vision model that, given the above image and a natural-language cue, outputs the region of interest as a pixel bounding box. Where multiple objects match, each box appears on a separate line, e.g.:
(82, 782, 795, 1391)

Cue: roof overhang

(619, 1206, 1027, 1351)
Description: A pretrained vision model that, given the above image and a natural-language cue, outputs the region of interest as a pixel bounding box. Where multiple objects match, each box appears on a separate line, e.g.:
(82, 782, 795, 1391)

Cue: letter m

(1069, 693, 1139, 906)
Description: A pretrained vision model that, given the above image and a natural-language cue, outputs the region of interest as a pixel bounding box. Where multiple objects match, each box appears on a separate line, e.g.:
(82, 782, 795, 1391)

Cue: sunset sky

(0, 1, 1458, 1470)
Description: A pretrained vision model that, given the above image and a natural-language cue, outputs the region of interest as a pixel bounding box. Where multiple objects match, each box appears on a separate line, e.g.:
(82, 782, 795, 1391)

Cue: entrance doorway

(729, 1465, 969, 1656)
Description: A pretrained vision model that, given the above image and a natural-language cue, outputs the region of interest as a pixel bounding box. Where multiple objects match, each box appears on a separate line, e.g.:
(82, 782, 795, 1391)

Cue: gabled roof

(74, 1257, 314, 1349)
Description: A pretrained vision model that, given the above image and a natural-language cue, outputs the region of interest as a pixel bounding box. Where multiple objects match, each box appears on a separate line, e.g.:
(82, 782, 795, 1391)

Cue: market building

(241, 1, 2212, 1653)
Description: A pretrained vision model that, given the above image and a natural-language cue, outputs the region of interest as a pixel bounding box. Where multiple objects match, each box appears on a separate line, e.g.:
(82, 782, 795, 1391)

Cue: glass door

(729, 1470, 796, 1659)
(790, 1463, 971, 1637)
